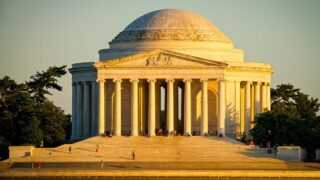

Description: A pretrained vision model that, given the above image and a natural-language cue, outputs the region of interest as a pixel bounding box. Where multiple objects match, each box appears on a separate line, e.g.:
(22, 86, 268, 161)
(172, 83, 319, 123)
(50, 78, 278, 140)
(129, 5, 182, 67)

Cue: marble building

(69, 9, 272, 140)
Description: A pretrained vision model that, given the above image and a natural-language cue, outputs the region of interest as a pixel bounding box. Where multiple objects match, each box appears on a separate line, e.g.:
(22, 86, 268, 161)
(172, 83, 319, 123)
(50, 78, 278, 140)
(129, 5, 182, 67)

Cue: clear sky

(1, 0, 320, 114)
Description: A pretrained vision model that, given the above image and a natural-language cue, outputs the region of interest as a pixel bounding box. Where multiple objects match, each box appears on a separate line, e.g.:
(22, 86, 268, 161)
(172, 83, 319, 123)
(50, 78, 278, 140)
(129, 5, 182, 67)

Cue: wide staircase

(20, 136, 282, 163)
(4, 136, 320, 179)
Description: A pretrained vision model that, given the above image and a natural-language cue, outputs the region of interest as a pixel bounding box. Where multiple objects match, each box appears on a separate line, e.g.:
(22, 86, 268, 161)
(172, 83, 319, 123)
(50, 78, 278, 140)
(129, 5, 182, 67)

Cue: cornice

(111, 29, 232, 44)
(95, 49, 228, 68)
(226, 66, 273, 74)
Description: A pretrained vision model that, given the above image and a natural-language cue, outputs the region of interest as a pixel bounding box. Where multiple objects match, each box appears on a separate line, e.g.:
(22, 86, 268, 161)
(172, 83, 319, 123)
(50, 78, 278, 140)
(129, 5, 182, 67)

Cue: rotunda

(70, 9, 272, 140)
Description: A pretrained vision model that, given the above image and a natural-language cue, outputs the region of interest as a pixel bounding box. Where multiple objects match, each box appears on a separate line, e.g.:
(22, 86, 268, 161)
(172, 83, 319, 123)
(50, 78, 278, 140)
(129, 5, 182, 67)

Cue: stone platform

(2, 136, 320, 179)
(11, 136, 283, 163)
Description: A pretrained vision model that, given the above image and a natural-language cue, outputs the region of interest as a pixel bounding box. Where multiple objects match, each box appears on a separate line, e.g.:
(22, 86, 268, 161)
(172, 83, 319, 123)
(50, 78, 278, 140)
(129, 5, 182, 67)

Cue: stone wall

(277, 146, 303, 161)
(8, 146, 34, 159)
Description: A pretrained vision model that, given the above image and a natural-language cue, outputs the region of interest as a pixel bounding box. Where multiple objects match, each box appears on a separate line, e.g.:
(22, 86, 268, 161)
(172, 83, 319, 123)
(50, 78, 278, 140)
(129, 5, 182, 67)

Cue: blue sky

(1, 0, 320, 114)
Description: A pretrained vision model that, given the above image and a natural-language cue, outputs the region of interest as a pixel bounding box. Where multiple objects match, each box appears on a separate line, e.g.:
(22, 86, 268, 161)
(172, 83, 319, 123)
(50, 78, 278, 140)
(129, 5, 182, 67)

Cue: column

(183, 79, 192, 136)
(201, 79, 208, 136)
(245, 81, 251, 135)
(131, 79, 139, 136)
(266, 83, 271, 111)
(148, 79, 156, 136)
(155, 83, 160, 130)
(76, 82, 83, 138)
(83, 82, 90, 137)
(174, 83, 179, 132)
(71, 82, 77, 140)
(139, 83, 146, 135)
(261, 82, 267, 112)
(254, 82, 261, 115)
(91, 81, 97, 136)
(114, 79, 122, 136)
(97, 79, 105, 135)
(235, 81, 241, 138)
(218, 80, 226, 136)
(166, 79, 174, 134)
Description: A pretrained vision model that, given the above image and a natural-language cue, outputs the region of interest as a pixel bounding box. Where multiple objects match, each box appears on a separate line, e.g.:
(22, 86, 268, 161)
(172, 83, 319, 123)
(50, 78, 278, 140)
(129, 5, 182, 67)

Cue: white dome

(110, 9, 232, 44)
(100, 9, 243, 63)
(124, 9, 218, 31)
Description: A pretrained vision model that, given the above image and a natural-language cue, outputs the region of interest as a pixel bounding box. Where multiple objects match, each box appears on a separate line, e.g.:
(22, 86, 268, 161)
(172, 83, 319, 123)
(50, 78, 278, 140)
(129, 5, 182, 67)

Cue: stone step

(11, 136, 283, 163)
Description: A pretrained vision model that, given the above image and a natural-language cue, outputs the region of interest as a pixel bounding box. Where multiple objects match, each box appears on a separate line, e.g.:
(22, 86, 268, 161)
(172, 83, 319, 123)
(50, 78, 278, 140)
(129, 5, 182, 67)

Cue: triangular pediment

(95, 50, 228, 68)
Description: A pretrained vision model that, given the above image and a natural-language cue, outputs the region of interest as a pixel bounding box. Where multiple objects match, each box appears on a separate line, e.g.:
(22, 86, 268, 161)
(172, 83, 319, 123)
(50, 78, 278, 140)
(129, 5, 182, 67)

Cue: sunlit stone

(69, 9, 272, 140)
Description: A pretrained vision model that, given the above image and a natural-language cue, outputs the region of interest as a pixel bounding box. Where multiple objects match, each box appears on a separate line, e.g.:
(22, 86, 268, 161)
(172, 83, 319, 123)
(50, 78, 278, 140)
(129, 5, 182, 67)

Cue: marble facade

(69, 9, 272, 140)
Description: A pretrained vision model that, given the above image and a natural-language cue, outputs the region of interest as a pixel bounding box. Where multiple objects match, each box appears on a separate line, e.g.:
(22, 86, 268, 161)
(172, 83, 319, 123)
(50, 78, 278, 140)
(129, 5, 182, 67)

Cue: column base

(217, 128, 225, 137)
(114, 131, 122, 136)
(201, 132, 208, 136)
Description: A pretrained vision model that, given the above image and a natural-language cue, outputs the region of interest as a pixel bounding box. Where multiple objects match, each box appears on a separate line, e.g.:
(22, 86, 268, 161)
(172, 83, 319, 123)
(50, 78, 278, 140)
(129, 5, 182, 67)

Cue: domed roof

(124, 9, 218, 31)
(111, 9, 232, 44)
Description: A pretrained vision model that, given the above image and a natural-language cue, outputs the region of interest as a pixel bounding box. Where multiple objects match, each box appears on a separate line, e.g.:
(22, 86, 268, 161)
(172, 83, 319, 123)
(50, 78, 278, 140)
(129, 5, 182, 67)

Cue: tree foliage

(27, 66, 67, 104)
(0, 66, 70, 160)
(38, 100, 71, 147)
(250, 84, 320, 160)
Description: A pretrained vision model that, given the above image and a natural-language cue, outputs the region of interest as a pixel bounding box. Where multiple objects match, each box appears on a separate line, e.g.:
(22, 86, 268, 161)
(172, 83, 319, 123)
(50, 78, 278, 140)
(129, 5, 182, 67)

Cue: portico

(70, 50, 271, 139)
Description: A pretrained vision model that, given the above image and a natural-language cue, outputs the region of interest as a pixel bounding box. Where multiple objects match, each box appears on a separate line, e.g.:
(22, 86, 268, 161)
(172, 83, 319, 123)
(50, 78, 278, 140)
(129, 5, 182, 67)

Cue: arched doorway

(193, 88, 218, 135)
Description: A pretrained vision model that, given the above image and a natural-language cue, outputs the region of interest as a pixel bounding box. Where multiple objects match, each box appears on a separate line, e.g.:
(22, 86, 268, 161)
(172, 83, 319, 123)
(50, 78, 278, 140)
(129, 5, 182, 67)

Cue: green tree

(250, 84, 320, 160)
(0, 76, 43, 159)
(38, 100, 71, 147)
(0, 66, 70, 160)
(26, 65, 70, 147)
(27, 65, 67, 105)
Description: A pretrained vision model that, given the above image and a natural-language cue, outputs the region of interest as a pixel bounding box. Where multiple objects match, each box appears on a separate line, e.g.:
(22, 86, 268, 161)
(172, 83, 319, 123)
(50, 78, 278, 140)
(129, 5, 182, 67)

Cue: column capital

(224, 80, 233, 83)
(183, 79, 192, 83)
(72, 82, 77, 86)
(246, 81, 252, 85)
(147, 79, 156, 83)
(130, 79, 139, 83)
(113, 79, 122, 83)
(200, 79, 208, 82)
(261, 82, 270, 86)
(217, 79, 225, 83)
(96, 79, 105, 83)
(165, 79, 175, 83)
(254, 82, 261, 86)
(77, 81, 83, 85)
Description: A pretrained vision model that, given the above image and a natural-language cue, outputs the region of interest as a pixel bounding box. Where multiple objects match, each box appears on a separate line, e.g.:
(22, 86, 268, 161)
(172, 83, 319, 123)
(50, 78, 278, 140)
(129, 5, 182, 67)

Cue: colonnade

(95, 79, 224, 137)
(98, 79, 238, 136)
(71, 81, 97, 140)
(72, 79, 271, 139)
(243, 81, 271, 136)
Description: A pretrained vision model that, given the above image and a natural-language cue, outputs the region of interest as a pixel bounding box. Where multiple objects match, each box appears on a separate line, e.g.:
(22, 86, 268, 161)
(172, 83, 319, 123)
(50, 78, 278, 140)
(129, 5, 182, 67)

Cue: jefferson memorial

(69, 9, 272, 140)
